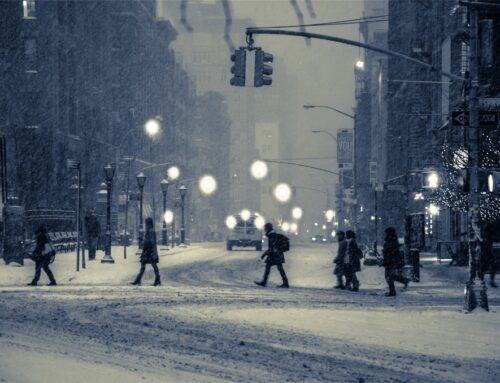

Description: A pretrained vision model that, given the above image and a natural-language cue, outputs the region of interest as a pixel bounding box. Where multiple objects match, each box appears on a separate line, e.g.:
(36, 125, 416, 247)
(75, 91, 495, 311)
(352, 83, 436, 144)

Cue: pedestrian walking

(84, 209, 100, 260)
(131, 217, 161, 286)
(333, 230, 347, 289)
(382, 227, 409, 296)
(28, 225, 57, 286)
(344, 230, 361, 291)
(481, 221, 498, 288)
(255, 223, 289, 288)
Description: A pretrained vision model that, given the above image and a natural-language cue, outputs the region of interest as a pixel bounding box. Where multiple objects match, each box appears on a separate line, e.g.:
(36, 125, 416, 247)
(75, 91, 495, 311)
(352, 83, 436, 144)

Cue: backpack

(275, 233, 290, 252)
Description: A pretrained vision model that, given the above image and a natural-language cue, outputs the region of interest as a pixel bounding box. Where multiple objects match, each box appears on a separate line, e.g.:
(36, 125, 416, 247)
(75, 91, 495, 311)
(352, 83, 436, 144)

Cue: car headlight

(322, 238, 327, 242)
(312, 237, 316, 241)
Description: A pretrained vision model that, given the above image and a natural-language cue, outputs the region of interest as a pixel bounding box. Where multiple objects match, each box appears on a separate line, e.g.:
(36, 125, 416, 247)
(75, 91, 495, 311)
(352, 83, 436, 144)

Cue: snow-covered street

(1, 243, 499, 383)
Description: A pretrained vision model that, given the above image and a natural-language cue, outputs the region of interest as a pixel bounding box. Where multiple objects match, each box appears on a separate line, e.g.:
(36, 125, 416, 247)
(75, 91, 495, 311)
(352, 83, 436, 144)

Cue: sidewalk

(0, 244, 198, 286)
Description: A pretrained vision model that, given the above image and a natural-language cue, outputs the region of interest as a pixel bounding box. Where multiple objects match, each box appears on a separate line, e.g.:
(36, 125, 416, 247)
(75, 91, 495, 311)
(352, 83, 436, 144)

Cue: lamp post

(101, 163, 116, 264)
(160, 178, 169, 246)
(179, 184, 188, 245)
(136, 171, 146, 250)
(145, 118, 161, 226)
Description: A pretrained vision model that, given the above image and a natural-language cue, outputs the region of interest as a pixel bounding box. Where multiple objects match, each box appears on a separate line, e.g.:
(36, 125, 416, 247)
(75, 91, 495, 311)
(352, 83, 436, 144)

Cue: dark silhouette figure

(255, 223, 289, 288)
(382, 227, 409, 296)
(84, 210, 101, 260)
(131, 218, 161, 286)
(333, 230, 347, 289)
(28, 225, 57, 286)
(344, 230, 361, 291)
(481, 221, 498, 288)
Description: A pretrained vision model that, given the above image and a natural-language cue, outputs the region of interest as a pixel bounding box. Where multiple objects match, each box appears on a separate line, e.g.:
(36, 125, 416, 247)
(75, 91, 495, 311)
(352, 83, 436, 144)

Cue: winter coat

(32, 231, 50, 262)
(383, 237, 403, 269)
(262, 231, 285, 265)
(333, 239, 347, 276)
(345, 239, 361, 272)
(140, 229, 159, 264)
(85, 214, 101, 237)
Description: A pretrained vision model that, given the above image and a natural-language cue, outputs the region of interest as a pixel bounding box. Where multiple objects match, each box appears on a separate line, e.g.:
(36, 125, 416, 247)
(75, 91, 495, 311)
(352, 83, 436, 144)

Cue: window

(22, 0, 36, 19)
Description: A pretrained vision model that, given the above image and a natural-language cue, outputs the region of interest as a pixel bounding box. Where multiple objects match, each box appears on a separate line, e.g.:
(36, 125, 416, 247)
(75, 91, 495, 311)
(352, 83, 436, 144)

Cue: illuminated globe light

(144, 118, 160, 136)
(429, 203, 440, 216)
(240, 209, 251, 221)
(314, 222, 318, 227)
(291, 207, 303, 220)
(167, 166, 180, 180)
(290, 223, 298, 232)
(250, 160, 268, 180)
(322, 224, 327, 230)
(225, 215, 237, 229)
(254, 216, 265, 230)
(331, 230, 336, 238)
(199, 175, 217, 195)
(281, 222, 290, 232)
(164, 210, 174, 224)
(273, 183, 292, 203)
(325, 209, 335, 222)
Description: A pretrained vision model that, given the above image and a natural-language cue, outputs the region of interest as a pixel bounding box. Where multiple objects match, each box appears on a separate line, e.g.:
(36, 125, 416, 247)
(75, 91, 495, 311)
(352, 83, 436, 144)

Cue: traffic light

(422, 171, 440, 189)
(254, 47, 273, 87)
(230, 47, 246, 87)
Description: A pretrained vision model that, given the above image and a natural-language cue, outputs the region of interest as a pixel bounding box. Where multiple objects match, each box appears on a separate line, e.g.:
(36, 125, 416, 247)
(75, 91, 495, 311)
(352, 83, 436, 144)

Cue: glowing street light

(254, 215, 265, 229)
(322, 224, 327, 230)
(331, 230, 337, 238)
(273, 183, 292, 203)
(225, 215, 237, 229)
(163, 210, 174, 224)
(291, 206, 303, 220)
(290, 223, 298, 232)
(282, 222, 290, 232)
(325, 209, 335, 222)
(250, 160, 268, 179)
(167, 166, 180, 180)
(355, 59, 365, 70)
(144, 118, 160, 137)
(240, 209, 251, 221)
(199, 174, 217, 196)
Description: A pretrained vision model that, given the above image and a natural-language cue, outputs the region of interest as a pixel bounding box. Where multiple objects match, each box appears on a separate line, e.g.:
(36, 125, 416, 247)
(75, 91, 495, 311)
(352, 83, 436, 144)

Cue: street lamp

(199, 174, 217, 196)
(160, 178, 169, 246)
(250, 160, 268, 179)
(179, 184, 188, 245)
(167, 166, 180, 181)
(101, 163, 116, 264)
(163, 209, 174, 247)
(144, 118, 160, 225)
(136, 171, 147, 250)
(273, 183, 292, 204)
(325, 209, 335, 222)
(292, 206, 303, 220)
(144, 118, 160, 137)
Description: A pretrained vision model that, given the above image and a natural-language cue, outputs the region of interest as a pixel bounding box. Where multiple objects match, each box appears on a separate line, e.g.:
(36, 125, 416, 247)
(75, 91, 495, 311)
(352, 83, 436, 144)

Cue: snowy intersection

(1, 243, 499, 383)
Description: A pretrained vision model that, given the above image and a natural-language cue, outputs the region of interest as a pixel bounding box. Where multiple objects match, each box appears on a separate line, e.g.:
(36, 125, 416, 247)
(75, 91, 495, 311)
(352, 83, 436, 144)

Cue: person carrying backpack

(255, 222, 289, 288)
(28, 225, 57, 286)
(344, 230, 361, 291)
(382, 227, 409, 296)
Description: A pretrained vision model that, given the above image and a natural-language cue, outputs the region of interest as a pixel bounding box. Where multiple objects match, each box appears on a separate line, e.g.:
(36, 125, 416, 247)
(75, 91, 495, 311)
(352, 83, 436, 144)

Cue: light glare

(250, 160, 268, 179)
(225, 215, 237, 229)
(199, 175, 217, 195)
(273, 183, 292, 203)
(292, 207, 303, 220)
(163, 210, 174, 224)
(167, 166, 180, 180)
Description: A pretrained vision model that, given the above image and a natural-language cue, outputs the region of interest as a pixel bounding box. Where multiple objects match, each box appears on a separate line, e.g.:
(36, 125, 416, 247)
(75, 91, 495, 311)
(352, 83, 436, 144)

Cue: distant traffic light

(254, 47, 273, 87)
(230, 47, 246, 87)
(422, 171, 439, 189)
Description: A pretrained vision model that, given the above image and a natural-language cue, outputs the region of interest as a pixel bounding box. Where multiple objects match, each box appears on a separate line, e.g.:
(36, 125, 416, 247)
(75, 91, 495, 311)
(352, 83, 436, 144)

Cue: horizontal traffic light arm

(246, 28, 464, 82)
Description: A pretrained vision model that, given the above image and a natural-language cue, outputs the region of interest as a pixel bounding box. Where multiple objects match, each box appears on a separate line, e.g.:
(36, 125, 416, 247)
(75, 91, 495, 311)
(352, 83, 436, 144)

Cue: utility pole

(464, 0, 488, 311)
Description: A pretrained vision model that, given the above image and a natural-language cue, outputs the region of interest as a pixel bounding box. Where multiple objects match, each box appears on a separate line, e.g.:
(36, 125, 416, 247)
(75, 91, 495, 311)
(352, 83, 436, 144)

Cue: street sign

(452, 111, 499, 126)
(337, 129, 353, 164)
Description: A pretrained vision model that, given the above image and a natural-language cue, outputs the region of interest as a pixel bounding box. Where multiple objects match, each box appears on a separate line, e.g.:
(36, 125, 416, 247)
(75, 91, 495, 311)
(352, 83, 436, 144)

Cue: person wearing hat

(254, 223, 289, 288)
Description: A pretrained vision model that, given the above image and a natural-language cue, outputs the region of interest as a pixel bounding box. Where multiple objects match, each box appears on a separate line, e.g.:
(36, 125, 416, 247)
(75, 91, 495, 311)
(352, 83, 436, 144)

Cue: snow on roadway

(1, 242, 499, 382)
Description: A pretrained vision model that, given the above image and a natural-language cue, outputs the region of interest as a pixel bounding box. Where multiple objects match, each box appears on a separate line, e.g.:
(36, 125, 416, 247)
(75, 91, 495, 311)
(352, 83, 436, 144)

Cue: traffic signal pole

(244, 26, 489, 312)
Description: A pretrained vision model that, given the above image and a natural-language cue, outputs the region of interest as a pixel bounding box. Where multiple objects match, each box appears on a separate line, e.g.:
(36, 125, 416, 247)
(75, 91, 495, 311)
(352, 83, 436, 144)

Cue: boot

(254, 281, 266, 287)
(27, 281, 37, 286)
(47, 281, 57, 286)
(385, 291, 396, 297)
(130, 279, 141, 286)
(153, 277, 161, 286)
(334, 284, 346, 289)
(277, 279, 289, 288)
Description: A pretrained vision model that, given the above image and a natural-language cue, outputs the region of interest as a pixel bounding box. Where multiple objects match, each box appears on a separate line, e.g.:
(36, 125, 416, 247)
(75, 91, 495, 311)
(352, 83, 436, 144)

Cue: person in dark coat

(481, 221, 498, 288)
(84, 209, 100, 260)
(344, 230, 361, 291)
(382, 227, 409, 296)
(333, 230, 347, 289)
(131, 217, 161, 286)
(254, 223, 289, 288)
(28, 225, 57, 286)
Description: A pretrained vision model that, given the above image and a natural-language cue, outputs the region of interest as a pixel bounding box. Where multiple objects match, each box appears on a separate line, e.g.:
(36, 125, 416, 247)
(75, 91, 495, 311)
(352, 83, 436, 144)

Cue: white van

(226, 214, 263, 251)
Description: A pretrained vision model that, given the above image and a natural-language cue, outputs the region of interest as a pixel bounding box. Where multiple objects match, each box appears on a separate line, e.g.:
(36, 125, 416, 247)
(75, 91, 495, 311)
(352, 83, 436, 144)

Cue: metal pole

(162, 190, 167, 246)
(180, 195, 185, 245)
(101, 179, 115, 263)
(78, 166, 84, 269)
(76, 168, 80, 272)
(123, 159, 131, 259)
(150, 143, 156, 227)
(138, 186, 144, 249)
(374, 188, 378, 254)
(465, 0, 488, 311)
